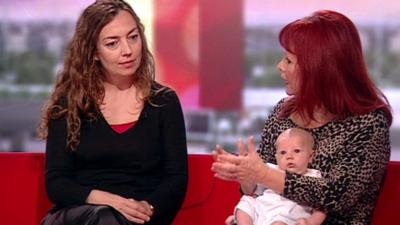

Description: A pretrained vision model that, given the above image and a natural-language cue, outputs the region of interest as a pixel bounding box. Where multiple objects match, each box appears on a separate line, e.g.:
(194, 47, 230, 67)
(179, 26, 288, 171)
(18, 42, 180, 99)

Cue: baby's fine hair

(275, 127, 316, 150)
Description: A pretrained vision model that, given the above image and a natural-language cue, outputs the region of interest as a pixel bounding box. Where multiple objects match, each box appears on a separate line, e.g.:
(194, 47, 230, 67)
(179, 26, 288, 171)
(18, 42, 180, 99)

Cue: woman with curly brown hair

(39, 1, 188, 224)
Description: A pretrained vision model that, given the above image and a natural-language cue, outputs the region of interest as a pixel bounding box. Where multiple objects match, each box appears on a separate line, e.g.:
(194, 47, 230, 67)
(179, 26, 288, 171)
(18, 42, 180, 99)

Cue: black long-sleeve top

(45, 88, 188, 225)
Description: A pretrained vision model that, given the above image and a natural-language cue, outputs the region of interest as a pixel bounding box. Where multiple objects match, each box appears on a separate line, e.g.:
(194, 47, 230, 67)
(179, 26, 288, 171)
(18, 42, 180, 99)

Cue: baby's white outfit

(235, 163, 321, 225)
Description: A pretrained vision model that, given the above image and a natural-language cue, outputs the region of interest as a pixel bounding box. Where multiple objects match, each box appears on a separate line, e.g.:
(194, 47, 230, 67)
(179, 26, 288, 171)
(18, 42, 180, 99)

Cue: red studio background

(155, 0, 244, 111)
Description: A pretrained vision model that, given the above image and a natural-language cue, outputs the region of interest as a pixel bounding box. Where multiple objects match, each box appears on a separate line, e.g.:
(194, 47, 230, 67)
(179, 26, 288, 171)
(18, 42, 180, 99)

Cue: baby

(234, 128, 326, 225)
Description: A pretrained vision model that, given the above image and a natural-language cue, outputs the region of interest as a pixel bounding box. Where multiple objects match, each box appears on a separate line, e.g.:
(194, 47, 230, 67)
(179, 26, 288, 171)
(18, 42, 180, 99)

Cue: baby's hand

(225, 215, 235, 225)
(296, 218, 308, 225)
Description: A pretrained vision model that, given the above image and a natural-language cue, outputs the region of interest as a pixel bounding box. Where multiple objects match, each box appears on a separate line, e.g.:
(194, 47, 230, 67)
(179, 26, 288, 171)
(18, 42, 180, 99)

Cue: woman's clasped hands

(116, 198, 154, 224)
(87, 189, 154, 224)
(211, 136, 269, 189)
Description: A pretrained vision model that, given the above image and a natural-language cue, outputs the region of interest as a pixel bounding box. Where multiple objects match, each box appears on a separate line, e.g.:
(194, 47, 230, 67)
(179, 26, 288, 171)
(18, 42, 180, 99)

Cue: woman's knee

(42, 205, 133, 225)
(85, 205, 129, 225)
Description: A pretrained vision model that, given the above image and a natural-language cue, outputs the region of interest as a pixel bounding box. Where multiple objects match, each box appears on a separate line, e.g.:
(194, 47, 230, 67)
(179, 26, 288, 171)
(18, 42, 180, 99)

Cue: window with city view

(0, 0, 399, 159)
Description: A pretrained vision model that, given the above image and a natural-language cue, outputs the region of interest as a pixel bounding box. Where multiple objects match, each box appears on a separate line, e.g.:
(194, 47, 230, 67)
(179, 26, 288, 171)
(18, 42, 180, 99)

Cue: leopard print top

(258, 99, 390, 225)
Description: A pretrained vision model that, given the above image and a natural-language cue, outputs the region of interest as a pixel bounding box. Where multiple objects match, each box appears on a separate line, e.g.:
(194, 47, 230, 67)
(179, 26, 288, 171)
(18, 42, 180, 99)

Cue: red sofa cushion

(173, 154, 240, 225)
(0, 153, 51, 225)
(372, 161, 400, 224)
(0, 152, 397, 225)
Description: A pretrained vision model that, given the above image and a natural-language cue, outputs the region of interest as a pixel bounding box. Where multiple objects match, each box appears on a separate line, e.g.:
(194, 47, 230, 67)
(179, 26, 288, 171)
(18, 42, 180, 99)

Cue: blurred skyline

(0, 0, 92, 22)
(245, 0, 400, 25)
(2, 0, 400, 25)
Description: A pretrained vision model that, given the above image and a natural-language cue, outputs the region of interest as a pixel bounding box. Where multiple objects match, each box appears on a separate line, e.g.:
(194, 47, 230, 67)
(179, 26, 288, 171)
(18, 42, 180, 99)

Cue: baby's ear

(308, 150, 315, 163)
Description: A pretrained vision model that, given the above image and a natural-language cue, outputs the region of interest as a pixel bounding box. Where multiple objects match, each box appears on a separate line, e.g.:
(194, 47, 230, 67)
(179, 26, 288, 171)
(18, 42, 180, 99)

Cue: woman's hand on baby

(86, 189, 153, 224)
(212, 136, 268, 186)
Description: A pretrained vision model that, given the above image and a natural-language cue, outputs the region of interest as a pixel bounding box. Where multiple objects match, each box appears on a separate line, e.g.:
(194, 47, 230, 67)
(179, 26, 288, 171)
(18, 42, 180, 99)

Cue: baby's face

(275, 134, 313, 174)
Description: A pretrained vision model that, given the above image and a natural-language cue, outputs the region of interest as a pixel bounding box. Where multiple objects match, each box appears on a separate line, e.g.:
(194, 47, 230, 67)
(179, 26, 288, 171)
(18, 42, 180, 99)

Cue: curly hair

(39, 0, 156, 150)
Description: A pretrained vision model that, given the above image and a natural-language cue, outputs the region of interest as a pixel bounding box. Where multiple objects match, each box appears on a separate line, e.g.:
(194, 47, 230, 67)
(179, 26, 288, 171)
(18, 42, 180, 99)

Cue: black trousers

(41, 205, 134, 225)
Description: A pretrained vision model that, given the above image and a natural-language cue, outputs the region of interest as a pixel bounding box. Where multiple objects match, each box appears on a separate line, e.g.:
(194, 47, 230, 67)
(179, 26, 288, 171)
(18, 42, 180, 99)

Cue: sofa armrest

(372, 161, 400, 225)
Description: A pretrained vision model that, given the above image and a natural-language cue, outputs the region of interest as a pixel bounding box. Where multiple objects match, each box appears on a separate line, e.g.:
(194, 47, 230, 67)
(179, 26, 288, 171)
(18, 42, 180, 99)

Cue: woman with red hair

(213, 10, 391, 225)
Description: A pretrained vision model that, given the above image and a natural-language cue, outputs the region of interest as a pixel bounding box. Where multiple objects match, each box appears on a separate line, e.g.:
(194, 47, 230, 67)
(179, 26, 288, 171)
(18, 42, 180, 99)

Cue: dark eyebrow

(102, 27, 138, 41)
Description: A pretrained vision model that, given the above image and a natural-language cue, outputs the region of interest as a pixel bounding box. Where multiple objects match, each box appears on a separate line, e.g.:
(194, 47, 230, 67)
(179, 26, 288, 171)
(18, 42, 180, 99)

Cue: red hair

(279, 10, 392, 125)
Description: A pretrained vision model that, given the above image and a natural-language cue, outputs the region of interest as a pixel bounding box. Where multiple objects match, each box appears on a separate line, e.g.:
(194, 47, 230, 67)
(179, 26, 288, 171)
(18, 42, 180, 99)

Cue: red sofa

(0, 152, 398, 225)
